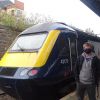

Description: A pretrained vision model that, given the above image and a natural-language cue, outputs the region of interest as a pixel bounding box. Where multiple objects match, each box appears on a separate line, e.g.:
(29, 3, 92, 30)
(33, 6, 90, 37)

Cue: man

(74, 42, 100, 100)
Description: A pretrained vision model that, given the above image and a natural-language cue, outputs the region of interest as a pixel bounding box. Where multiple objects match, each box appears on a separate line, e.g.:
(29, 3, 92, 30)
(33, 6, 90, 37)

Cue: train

(0, 22, 100, 100)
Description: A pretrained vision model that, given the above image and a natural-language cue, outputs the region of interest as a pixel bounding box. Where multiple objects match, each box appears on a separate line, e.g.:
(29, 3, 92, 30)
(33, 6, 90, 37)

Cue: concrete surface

(61, 87, 100, 100)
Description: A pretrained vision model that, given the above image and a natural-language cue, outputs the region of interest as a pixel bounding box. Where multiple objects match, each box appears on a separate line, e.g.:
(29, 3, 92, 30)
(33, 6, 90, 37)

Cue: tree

(26, 13, 53, 26)
(85, 28, 94, 34)
(0, 12, 53, 31)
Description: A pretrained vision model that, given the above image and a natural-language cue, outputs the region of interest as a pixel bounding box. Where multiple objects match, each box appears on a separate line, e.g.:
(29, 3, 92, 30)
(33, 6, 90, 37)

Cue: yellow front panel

(0, 30, 60, 68)
(34, 30, 60, 67)
(0, 53, 38, 67)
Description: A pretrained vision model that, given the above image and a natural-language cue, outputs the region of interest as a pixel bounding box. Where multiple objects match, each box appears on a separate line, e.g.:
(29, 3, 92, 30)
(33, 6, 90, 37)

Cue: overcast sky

(12, 0, 100, 35)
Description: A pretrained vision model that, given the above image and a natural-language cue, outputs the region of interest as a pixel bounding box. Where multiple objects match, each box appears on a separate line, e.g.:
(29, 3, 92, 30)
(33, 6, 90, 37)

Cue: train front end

(0, 23, 61, 99)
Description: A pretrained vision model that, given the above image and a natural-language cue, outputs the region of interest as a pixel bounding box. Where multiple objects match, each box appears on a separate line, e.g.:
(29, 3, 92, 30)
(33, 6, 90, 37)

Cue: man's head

(83, 42, 94, 54)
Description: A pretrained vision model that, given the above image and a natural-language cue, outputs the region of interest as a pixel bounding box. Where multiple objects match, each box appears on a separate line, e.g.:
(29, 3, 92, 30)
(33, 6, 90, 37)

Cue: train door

(43, 33, 71, 79)
(58, 33, 78, 78)
(56, 34, 71, 78)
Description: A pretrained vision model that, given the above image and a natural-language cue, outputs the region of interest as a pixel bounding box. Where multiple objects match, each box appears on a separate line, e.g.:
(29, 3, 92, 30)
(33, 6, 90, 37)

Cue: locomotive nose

(0, 78, 17, 98)
(0, 74, 41, 100)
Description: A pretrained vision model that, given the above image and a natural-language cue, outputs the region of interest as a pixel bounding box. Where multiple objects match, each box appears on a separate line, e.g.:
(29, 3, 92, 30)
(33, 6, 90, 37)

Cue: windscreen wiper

(17, 44, 25, 52)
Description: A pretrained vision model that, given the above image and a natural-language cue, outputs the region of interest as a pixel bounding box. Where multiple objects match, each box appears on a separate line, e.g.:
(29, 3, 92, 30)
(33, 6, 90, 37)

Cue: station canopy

(81, 0, 100, 16)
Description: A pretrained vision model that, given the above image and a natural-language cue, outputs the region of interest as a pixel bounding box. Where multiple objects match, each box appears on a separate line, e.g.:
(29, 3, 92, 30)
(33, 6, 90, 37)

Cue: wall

(0, 25, 19, 58)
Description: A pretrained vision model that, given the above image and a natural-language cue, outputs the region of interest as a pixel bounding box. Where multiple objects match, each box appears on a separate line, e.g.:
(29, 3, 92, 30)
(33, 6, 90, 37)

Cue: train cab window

(10, 33, 47, 52)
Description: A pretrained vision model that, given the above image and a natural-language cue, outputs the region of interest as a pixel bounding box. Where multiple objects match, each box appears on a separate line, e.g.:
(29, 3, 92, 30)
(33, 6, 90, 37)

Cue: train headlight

(28, 69, 38, 76)
(20, 68, 29, 76)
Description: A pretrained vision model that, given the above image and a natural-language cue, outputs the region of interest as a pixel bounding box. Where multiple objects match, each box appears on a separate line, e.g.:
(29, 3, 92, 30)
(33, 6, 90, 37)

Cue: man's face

(83, 45, 92, 54)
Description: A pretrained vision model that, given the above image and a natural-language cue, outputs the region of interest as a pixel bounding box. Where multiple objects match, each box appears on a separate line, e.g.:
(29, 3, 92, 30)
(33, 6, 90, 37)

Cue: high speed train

(0, 22, 100, 100)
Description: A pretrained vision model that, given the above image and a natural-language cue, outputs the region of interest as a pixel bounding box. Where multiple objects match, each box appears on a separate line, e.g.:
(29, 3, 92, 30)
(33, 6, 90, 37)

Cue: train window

(10, 33, 47, 52)
(58, 35, 70, 57)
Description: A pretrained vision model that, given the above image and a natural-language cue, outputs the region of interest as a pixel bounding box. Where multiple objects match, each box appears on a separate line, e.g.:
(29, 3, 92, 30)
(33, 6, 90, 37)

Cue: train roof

(20, 22, 100, 42)
(20, 22, 75, 35)
(75, 28, 100, 42)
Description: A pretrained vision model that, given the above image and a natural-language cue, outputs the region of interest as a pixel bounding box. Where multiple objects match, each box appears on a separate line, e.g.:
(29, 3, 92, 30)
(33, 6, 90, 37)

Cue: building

(0, 0, 24, 16)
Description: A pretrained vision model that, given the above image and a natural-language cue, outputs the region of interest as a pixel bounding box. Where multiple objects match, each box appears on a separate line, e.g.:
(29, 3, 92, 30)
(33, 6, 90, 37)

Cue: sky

(11, 0, 100, 35)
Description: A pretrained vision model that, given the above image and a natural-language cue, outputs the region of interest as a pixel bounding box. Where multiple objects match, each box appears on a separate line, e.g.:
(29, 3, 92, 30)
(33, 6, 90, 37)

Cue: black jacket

(74, 54, 100, 85)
